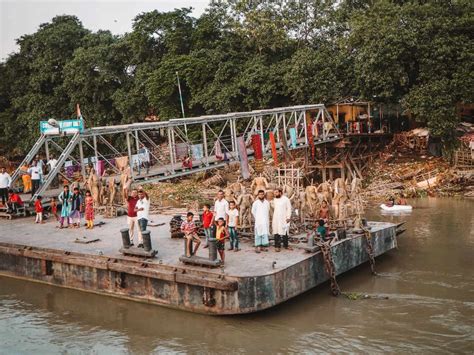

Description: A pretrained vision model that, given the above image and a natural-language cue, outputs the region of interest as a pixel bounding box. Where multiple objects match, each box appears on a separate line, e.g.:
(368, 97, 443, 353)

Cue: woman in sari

(20, 164, 32, 193)
(58, 185, 72, 228)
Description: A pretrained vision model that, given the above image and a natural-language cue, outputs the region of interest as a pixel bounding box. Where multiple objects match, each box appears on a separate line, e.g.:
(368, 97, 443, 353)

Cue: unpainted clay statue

(236, 193, 254, 228)
(120, 166, 132, 205)
(87, 168, 100, 207)
(251, 176, 269, 196)
(108, 176, 116, 206)
(317, 181, 332, 205)
(304, 185, 319, 217)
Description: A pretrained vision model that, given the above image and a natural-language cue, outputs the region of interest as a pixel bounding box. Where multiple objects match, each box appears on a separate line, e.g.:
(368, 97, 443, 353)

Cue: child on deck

(316, 219, 328, 241)
(181, 212, 201, 258)
(84, 190, 94, 229)
(50, 197, 58, 221)
(226, 201, 240, 251)
(34, 196, 44, 224)
(202, 204, 214, 248)
(215, 217, 229, 264)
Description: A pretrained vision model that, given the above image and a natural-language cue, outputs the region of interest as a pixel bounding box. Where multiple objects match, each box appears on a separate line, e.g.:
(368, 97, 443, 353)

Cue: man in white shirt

(251, 189, 270, 253)
(0, 167, 12, 205)
(134, 190, 150, 248)
(47, 155, 59, 187)
(35, 155, 45, 174)
(272, 187, 293, 252)
(213, 190, 229, 223)
(28, 162, 42, 197)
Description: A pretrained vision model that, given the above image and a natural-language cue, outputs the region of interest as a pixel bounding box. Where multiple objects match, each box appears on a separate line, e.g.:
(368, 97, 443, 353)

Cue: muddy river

(0, 198, 472, 353)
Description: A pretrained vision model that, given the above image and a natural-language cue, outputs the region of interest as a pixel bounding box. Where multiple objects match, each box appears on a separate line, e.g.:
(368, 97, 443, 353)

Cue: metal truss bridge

(12, 104, 340, 202)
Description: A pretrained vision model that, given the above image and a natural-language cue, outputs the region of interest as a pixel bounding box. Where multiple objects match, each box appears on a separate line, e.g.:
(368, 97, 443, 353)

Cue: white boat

(380, 204, 413, 212)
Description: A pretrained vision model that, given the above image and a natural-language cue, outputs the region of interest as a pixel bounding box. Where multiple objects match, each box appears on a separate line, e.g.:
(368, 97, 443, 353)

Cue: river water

(0, 198, 473, 354)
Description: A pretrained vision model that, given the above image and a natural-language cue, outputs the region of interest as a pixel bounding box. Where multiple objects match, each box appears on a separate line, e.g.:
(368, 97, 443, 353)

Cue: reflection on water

(1, 198, 473, 354)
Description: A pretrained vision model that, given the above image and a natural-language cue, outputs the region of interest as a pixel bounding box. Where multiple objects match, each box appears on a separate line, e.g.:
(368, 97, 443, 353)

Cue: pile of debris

(363, 149, 473, 201)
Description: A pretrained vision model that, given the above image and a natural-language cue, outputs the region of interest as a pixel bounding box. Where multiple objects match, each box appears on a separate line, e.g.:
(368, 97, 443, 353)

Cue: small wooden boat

(380, 203, 413, 212)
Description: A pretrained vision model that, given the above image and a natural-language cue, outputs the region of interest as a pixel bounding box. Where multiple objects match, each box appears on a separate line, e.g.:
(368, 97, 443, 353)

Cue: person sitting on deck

(7, 189, 23, 214)
(181, 212, 201, 258)
(215, 217, 229, 264)
(316, 219, 328, 241)
(317, 200, 331, 224)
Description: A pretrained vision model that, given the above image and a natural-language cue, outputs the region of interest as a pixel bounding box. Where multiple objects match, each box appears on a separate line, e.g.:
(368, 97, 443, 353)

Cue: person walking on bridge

(0, 167, 12, 206)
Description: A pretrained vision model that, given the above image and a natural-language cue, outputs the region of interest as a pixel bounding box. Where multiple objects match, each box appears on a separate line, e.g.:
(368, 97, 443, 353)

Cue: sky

(0, 0, 210, 61)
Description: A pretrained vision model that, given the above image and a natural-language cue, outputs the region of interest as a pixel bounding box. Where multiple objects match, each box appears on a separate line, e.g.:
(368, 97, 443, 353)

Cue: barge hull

(0, 223, 397, 314)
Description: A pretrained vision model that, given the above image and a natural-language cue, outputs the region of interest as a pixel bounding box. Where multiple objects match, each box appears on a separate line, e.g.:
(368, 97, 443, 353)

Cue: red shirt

(34, 200, 43, 213)
(202, 210, 213, 228)
(127, 196, 139, 217)
(9, 194, 23, 206)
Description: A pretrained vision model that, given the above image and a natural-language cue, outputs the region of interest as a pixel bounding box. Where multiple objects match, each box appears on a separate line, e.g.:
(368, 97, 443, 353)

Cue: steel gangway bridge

(11, 104, 341, 203)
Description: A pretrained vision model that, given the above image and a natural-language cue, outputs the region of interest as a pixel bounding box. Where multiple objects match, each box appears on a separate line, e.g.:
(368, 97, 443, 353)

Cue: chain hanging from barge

(363, 227, 376, 275)
(315, 235, 341, 296)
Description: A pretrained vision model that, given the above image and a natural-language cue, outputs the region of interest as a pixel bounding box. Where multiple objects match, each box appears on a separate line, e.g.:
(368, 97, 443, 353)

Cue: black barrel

(208, 238, 218, 261)
(142, 230, 152, 252)
(184, 237, 193, 256)
(120, 228, 131, 248)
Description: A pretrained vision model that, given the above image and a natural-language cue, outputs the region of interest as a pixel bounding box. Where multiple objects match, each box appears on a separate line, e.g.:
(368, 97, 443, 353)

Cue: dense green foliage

(0, 0, 472, 155)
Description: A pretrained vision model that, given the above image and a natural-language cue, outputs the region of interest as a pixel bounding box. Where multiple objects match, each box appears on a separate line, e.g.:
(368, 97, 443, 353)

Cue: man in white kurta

(272, 187, 292, 251)
(251, 190, 270, 253)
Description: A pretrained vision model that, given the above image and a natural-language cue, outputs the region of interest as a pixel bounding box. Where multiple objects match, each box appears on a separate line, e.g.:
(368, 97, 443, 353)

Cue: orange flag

(269, 132, 278, 166)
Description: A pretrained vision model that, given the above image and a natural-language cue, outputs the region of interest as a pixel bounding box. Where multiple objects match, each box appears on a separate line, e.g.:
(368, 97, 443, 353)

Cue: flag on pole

(76, 104, 84, 121)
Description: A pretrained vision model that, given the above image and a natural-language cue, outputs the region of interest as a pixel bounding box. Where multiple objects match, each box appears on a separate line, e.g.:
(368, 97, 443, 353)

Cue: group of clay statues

(221, 175, 363, 228)
(82, 166, 133, 208)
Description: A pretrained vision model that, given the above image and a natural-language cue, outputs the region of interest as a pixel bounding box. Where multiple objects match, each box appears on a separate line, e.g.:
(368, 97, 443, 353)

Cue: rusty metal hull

(0, 223, 398, 315)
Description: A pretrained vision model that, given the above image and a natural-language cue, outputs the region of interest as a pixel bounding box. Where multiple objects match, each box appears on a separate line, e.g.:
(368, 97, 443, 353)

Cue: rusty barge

(0, 215, 399, 315)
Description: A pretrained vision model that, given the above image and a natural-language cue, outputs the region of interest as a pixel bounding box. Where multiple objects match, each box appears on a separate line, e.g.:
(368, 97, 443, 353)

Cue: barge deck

(0, 215, 399, 314)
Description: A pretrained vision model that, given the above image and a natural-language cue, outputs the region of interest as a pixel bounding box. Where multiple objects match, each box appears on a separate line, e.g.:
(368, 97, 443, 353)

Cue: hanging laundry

(307, 123, 315, 160)
(215, 140, 223, 160)
(237, 136, 250, 179)
(191, 144, 204, 160)
(251, 134, 263, 160)
(289, 127, 297, 148)
(269, 132, 278, 166)
(96, 160, 105, 177)
(280, 129, 292, 161)
(175, 142, 188, 160)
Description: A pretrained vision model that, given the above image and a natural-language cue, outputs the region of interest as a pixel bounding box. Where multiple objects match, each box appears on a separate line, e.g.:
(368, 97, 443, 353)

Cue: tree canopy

(0, 0, 472, 156)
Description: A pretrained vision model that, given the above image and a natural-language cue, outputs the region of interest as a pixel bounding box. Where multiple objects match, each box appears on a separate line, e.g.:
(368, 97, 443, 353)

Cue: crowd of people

(179, 187, 330, 265)
(2, 162, 334, 265)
